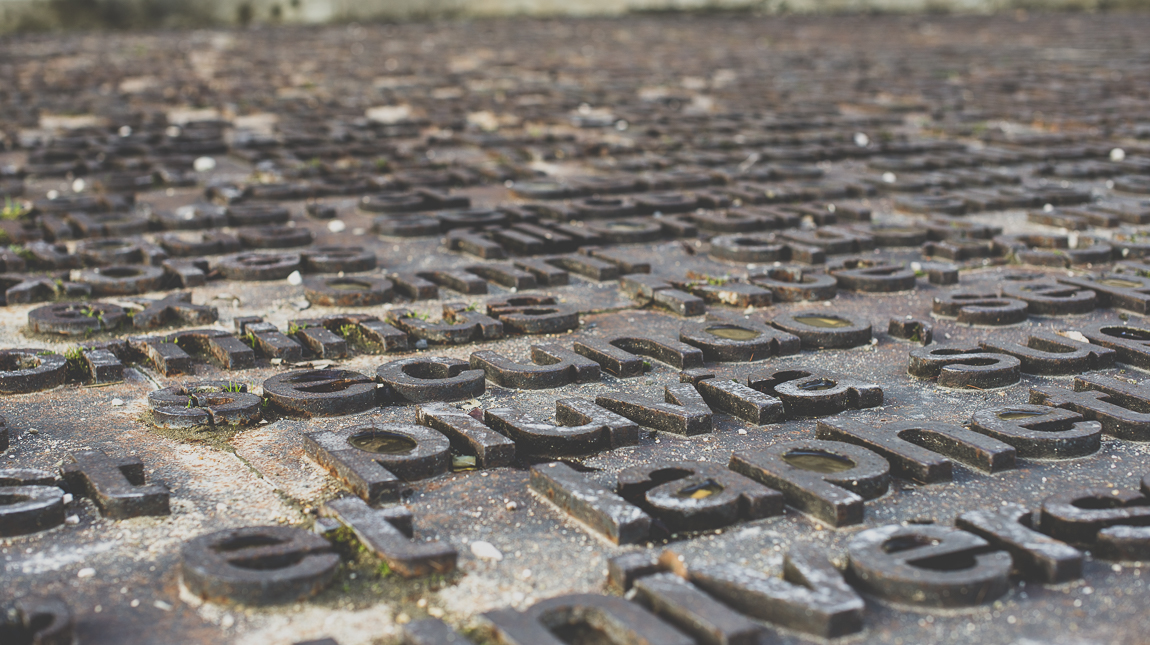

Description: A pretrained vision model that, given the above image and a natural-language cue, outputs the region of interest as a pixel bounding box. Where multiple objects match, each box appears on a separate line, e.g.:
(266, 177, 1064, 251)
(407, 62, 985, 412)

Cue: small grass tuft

(1, 197, 27, 221)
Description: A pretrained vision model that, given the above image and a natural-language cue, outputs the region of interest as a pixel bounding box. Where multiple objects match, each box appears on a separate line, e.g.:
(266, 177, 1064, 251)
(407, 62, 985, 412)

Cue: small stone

(194, 156, 217, 172)
(1111, 148, 1126, 162)
(65, 515, 79, 525)
(505, 501, 518, 511)
(111, 398, 124, 406)
(153, 600, 172, 611)
(27, 428, 38, 435)
(327, 220, 347, 233)
(415, 339, 429, 350)
(427, 607, 445, 618)
(287, 271, 303, 286)
(77, 568, 95, 578)
(737, 429, 747, 435)
(62, 494, 74, 504)
(130, 599, 140, 607)
(470, 540, 503, 561)
(1063, 331, 1089, 343)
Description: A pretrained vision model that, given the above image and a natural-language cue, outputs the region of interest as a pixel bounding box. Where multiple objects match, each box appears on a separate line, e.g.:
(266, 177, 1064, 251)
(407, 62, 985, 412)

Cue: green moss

(328, 525, 369, 558)
(326, 525, 392, 579)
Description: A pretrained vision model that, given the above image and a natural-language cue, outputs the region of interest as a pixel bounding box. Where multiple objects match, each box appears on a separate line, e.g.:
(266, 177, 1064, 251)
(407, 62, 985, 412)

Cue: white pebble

(505, 501, 518, 511)
(327, 220, 347, 233)
(77, 568, 95, 578)
(65, 515, 79, 525)
(1063, 331, 1089, 343)
(220, 615, 235, 629)
(470, 540, 503, 561)
(737, 429, 747, 435)
(153, 600, 172, 611)
(854, 132, 870, 147)
(62, 493, 73, 504)
(194, 156, 217, 172)
(111, 398, 124, 407)
(47, 190, 59, 200)
(287, 271, 303, 286)
(71, 178, 86, 193)
(1111, 148, 1126, 162)
(882, 171, 897, 183)
(118, 125, 132, 137)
